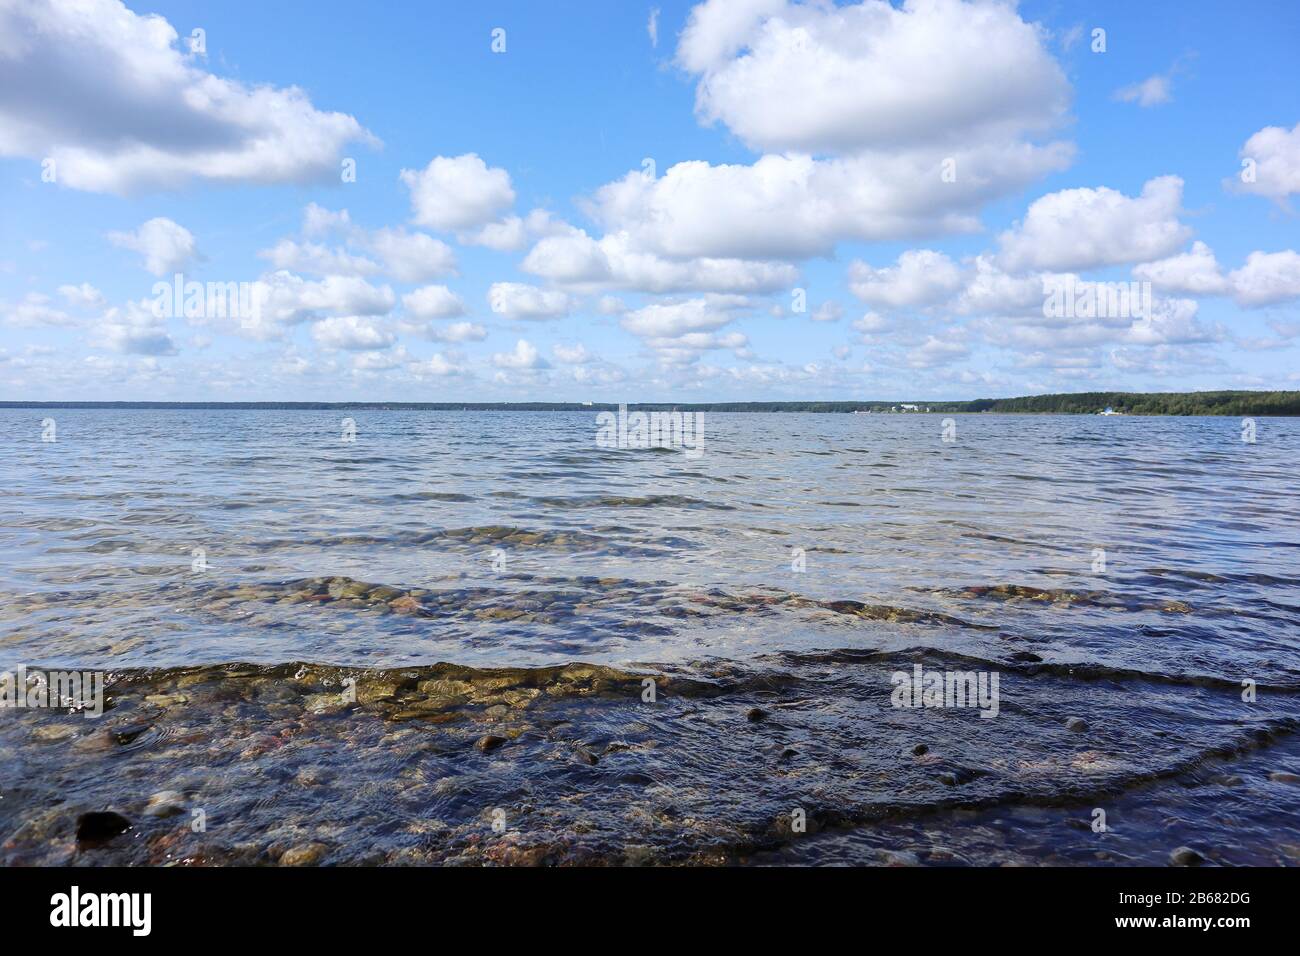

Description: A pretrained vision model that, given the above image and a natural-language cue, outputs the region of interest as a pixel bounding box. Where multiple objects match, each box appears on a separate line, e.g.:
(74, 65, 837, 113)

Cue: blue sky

(2, 0, 1298, 401)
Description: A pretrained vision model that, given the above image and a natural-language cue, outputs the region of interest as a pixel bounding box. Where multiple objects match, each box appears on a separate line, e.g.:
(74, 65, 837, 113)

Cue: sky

(1, 0, 1298, 402)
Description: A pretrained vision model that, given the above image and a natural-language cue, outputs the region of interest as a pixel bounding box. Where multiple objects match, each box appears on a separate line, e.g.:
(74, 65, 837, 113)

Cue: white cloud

(58, 283, 106, 308)
(311, 316, 396, 351)
(848, 250, 964, 308)
(648, 7, 661, 48)
(553, 343, 593, 364)
(0, 0, 374, 193)
(461, 209, 566, 252)
(366, 229, 458, 282)
(258, 239, 379, 276)
(487, 282, 571, 320)
(522, 227, 797, 293)
(410, 353, 465, 377)
(1229, 250, 1300, 307)
(677, 0, 1068, 154)
(402, 285, 466, 320)
(1233, 122, 1300, 203)
(906, 334, 968, 368)
(97, 299, 176, 355)
(589, 145, 1071, 261)
(400, 154, 515, 231)
(811, 300, 843, 322)
(303, 204, 353, 237)
(108, 218, 196, 276)
(424, 321, 487, 343)
(1113, 74, 1173, 108)
(254, 272, 395, 328)
(620, 295, 747, 338)
(3, 292, 77, 327)
(998, 176, 1191, 272)
(492, 339, 549, 369)
(1133, 241, 1230, 295)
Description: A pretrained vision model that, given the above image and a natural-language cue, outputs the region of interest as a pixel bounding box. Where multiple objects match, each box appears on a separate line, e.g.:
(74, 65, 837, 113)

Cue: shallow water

(2, 409, 1298, 865)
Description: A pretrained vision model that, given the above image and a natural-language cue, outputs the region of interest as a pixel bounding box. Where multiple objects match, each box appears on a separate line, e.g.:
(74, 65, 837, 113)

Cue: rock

(880, 849, 922, 867)
(143, 790, 186, 818)
(280, 842, 328, 866)
(31, 724, 77, 742)
(110, 723, 151, 745)
(1064, 717, 1089, 731)
(76, 811, 132, 842)
(573, 745, 599, 765)
(1269, 771, 1300, 784)
(912, 743, 929, 756)
(476, 734, 507, 752)
(144, 693, 189, 708)
(1169, 846, 1203, 866)
(389, 595, 423, 614)
(746, 707, 768, 722)
(779, 747, 798, 760)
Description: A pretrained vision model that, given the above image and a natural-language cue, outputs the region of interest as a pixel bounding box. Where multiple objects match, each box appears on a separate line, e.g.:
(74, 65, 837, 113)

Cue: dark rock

(109, 723, 151, 745)
(573, 745, 599, 765)
(1169, 846, 1204, 866)
(746, 707, 768, 722)
(76, 811, 132, 842)
(912, 743, 929, 756)
(476, 734, 507, 752)
(1064, 717, 1089, 731)
(1269, 771, 1300, 784)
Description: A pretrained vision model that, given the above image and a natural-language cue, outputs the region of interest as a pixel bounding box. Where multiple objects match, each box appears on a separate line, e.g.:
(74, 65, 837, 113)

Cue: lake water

(2, 409, 1299, 866)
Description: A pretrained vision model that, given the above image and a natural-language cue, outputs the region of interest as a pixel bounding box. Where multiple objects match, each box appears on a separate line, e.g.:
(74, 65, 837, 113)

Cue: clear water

(2, 409, 1298, 866)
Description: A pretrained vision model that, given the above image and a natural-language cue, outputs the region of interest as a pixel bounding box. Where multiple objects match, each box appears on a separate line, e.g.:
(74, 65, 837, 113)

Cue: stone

(912, 743, 929, 756)
(1064, 717, 1089, 731)
(476, 734, 507, 752)
(143, 790, 186, 817)
(1169, 846, 1203, 866)
(1269, 771, 1300, 784)
(76, 811, 132, 842)
(746, 707, 768, 722)
(280, 842, 328, 866)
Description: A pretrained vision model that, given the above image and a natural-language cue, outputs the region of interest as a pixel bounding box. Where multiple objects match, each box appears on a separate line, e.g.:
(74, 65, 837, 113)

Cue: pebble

(280, 842, 328, 867)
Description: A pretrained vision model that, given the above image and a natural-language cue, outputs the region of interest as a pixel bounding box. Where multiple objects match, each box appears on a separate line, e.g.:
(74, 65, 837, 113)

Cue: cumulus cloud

(311, 315, 396, 351)
(253, 272, 395, 330)
(366, 229, 458, 282)
(259, 240, 379, 277)
(410, 353, 465, 377)
(522, 226, 798, 294)
(461, 209, 567, 252)
(487, 282, 571, 320)
(553, 343, 593, 364)
(848, 250, 964, 308)
(108, 218, 197, 276)
(1232, 122, 1300, 204)
(492, 339, 549, 369)
(1133, 242, 1229, 295)
(676, 0, 1069, 153)
(998, 176, 1191, 272)
(589, 146, 1072, 262)
(400, 154, 515, 231)
(97, 299, 177, 355)
(401, 285, 466, 320)
(424, 321, 487, 343)
(1229, 250, 1300, 307)
(0, 0, 374, 193)
(620, 295, 748, 339)
(58, 283, 106, 308)
(3, 292, 78, 327)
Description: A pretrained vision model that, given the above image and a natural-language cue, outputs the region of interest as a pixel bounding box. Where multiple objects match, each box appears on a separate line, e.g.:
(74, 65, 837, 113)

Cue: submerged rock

(143, 790, 186, 818)
(280, 843, 328, 867)
(476, 734, 507, 752)
(76, 811, 132, 842)
(1169, 846, 1204, 866)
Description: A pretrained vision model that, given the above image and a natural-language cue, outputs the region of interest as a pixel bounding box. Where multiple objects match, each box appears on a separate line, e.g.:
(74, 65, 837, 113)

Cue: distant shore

(3, 390, 1299, 416)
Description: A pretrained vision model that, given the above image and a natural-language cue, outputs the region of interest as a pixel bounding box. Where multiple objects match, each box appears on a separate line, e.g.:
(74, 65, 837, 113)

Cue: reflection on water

(2, 409, 1298, 865)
